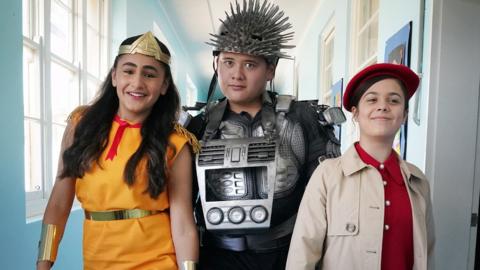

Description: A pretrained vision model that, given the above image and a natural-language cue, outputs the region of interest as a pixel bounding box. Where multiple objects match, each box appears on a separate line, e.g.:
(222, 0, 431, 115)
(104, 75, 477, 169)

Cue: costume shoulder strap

(174, 123, 201, 154)
(203, 99, 228, 141)
(275, 95, 295, 113)
(67, 105, 89, 124)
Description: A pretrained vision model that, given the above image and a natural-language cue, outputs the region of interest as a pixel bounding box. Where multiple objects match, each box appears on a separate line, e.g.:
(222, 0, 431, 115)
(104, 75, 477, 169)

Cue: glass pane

(371, 0, 379, 15)
(87, 27, 100, 77)
(367, 17, 379, 60)
(358, 19, 378, 66)
(24, 119, 42, 192)
(325, 38, 334, 66)
(51, 123, 66, 184)
(23, 45, 41, 118)
(87, 0, 100, 31)
(186, 75, 198, 107)
(87, 77, 101, 102)
(99, 21, 108, 77)
(358, 0, 379, 27)
(51, 0, 73, 60)
(51, 61, 79, 124)
(358, 28, 368, 65)
(59, 0, 73, 8)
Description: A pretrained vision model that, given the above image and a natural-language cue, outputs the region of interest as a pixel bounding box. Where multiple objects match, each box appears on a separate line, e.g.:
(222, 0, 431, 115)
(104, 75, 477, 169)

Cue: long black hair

(60, 34, 180, 199)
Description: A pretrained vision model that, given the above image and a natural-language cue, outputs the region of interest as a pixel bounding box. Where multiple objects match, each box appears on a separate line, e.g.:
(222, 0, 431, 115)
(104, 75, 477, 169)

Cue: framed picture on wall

(384, 21, 412, 159)
(330, 78, 343, 141)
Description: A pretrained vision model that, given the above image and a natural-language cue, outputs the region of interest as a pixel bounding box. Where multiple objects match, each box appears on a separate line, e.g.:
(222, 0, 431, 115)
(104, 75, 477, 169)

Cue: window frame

(23, 0, 110, 220)
(350, 0, 379, 73)
(318, 18, 335, 105)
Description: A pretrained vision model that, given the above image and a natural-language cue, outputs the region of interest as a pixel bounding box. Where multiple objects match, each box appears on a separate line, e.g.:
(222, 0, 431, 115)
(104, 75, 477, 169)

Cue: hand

(36, 261, 52, 270)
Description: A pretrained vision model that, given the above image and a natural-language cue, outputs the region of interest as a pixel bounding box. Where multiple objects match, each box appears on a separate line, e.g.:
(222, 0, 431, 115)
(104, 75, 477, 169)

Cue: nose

(130, 73, 145, 90)
(231, 65, 245, 81)
(376, 100, 389, 112)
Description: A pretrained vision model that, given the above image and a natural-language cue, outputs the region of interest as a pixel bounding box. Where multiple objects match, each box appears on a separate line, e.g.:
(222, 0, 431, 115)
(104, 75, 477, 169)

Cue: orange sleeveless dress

(75, 116, 189, 270)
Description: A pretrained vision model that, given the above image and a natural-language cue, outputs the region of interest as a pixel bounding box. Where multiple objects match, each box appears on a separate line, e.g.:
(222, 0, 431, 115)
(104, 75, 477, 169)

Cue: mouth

(228, 84, 246, 91)
(371, 117, 391, 121)
(127, 91, 147, 98)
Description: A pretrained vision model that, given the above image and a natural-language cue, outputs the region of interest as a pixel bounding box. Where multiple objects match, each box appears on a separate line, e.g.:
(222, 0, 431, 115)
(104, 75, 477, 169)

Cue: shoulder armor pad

(275, 95, 295, 113)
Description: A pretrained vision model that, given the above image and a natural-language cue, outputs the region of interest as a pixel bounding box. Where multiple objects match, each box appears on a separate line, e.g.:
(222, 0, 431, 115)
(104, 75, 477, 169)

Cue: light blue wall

(0, 1, 98, 269)
(0, 1, 85, 269)
(295, 0, 428, 169)
(0, 1, 29, 268)
(111, 0, 208, 103)
(0, 1, 208, 269)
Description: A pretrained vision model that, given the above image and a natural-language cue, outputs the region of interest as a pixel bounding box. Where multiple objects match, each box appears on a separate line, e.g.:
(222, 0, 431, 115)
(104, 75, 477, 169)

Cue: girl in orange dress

(36, 32, 199, 270)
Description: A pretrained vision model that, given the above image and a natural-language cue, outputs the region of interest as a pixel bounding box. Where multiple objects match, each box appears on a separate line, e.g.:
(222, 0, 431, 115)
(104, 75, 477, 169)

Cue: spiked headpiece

(207, 0, 295, 60)
(118, 32, 171, 65)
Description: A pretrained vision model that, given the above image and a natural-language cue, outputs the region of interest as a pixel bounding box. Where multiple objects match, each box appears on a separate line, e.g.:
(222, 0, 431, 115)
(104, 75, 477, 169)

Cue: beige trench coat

(286, 145, 435, 270)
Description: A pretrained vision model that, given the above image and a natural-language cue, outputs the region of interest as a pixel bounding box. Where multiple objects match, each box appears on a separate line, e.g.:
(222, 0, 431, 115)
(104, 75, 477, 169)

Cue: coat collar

(341, 144, 426, 183)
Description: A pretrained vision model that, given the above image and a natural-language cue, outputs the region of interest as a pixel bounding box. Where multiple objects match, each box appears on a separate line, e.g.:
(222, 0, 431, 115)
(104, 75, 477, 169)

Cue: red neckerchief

(105, 115, 142, 161)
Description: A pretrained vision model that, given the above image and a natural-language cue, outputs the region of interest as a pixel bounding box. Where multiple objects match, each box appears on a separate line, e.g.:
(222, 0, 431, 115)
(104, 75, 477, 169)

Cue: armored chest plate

(196, 137, 278, 230)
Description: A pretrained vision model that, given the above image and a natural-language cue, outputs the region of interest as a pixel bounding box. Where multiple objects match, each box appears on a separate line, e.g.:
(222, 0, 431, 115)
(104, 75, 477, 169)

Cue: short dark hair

(349, 75, 409, 111)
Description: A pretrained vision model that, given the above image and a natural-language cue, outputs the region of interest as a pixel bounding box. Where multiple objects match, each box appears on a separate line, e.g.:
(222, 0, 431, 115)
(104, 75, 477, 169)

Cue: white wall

(295, 0, 480, 268)
(295, 0, 429, 164)
(426, 0, 480, 268)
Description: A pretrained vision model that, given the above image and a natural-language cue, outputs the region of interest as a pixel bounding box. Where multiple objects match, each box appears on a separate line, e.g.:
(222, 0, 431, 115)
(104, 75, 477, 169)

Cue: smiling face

(352, 78, 407, 143)
(112, 53, 169, 123)
(217, 52, 275, 115)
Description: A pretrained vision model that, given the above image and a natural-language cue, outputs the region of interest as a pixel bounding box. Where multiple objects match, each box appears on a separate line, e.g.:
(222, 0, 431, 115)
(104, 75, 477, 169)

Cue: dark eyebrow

(121, 62, 137, 68)
(244, 59, 259, 64)
(142, 65, 159, 73)
(121, 62, 159, 73)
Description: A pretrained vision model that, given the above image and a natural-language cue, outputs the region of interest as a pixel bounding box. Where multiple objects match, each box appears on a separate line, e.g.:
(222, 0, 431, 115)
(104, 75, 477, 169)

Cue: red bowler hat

(343, 63, 420, 112)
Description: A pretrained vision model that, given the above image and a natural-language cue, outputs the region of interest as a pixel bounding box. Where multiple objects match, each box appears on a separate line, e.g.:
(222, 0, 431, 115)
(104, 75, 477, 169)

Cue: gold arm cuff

(181, 260, 198, 270)
(37, 223, 62, 263)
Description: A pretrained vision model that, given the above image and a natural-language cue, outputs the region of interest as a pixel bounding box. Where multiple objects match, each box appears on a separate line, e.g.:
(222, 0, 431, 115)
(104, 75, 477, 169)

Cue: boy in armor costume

(185, 1, 342, 269)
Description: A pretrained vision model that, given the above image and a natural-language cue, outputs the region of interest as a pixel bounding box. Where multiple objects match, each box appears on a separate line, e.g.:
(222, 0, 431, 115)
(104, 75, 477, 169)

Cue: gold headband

(118, 31, 170, 65)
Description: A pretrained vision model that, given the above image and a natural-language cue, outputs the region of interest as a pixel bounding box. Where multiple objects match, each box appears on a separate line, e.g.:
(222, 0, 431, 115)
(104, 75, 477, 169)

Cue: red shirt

(355, 143, 414, 270)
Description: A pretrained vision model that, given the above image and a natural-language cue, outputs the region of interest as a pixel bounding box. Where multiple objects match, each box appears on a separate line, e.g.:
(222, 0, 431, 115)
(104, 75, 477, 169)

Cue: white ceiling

(160, 0, 323, 92)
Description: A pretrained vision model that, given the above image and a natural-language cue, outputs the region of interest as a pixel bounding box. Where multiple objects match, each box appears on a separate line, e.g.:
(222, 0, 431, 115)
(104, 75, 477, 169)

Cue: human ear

(266, 64, 276, 81)
(160, 78, 170, 95)
(351, 106, 359, 122)
(111, 68, 117, 87)
(403, 109, 408, 124)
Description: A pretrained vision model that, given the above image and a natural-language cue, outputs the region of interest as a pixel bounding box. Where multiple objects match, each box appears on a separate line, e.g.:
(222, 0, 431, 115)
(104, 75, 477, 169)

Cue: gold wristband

(181, 260, 198, 270)
(37, 223, 62, 263)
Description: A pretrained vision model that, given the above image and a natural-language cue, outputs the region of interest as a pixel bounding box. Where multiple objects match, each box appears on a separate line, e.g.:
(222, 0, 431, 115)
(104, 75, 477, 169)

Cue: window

(351, 0, 379, 70)
(22, 0, 109, 219)
(185, 74, 198, 107)
(318, 21, 335, 105)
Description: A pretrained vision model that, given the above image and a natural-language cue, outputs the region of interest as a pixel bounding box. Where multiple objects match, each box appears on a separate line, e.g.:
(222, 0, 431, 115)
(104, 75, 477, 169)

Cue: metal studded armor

(196, 94, 305, 232)
(184, 92, 343, 252)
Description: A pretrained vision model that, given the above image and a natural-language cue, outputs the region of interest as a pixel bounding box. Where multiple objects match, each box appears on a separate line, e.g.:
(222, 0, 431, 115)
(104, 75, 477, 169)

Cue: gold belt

(85, 209, 162, 221)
